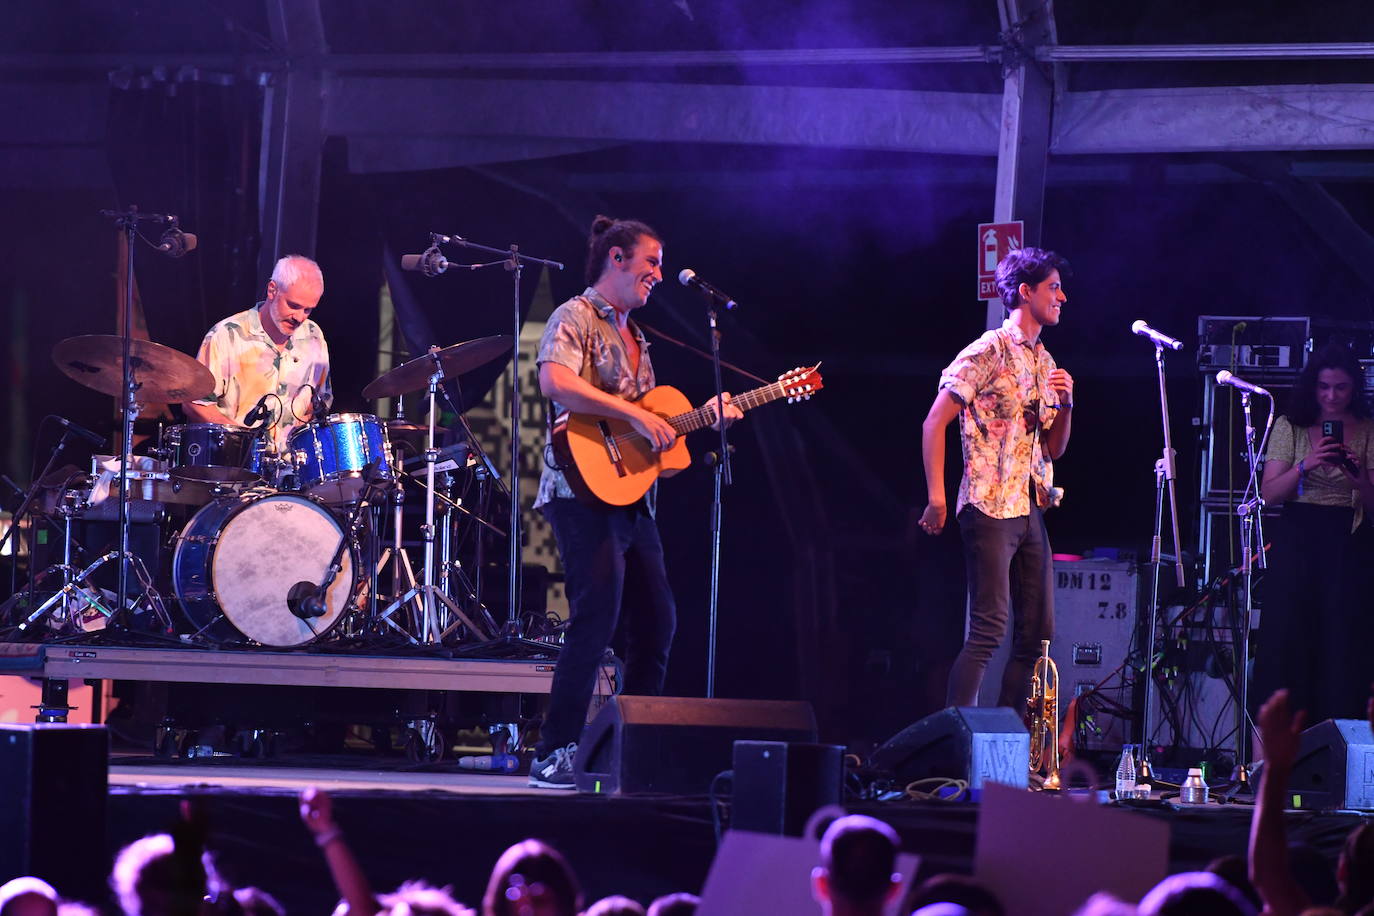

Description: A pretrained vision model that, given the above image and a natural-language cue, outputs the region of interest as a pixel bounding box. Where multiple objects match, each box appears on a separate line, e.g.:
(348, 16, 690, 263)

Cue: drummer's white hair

(270, 254, 323, 293)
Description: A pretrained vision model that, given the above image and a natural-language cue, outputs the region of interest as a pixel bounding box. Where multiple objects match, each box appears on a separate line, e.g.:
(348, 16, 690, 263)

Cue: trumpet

(1027, 638, 1061, 790)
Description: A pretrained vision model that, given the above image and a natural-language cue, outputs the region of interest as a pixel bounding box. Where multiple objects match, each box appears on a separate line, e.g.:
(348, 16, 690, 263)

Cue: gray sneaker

(528, 742, 577, 789)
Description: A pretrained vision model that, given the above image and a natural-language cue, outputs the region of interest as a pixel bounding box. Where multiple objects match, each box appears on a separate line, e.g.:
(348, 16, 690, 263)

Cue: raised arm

(1248, 690, 1309, 916)
(300, 786, 379, 916)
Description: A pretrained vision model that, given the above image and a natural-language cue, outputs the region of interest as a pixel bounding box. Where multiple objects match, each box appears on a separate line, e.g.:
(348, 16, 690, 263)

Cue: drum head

(210, 494, 353, 646)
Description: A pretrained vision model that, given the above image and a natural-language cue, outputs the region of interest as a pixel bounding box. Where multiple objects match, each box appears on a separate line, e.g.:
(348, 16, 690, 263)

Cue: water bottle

(1115, 744, 1137, 799)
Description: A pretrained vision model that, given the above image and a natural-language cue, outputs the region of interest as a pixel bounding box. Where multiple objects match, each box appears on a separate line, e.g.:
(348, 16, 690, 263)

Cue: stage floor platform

(96, 758, 1371, 916)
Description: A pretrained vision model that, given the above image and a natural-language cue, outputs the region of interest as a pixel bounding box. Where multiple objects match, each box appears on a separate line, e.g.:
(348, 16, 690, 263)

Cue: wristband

(314, 827, 344, 848)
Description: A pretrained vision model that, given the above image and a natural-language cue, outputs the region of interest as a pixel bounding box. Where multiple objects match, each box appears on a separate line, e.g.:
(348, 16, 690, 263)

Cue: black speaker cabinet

(573, 696, 817, 795)
(731, 740, 844, 836)
(0, 724, 109, 897)
(871, 706, 1028, 795)
(1288, 718, 1374, 811)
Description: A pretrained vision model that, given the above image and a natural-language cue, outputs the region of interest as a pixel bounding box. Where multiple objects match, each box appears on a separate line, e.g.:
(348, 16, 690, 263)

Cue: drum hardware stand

(1136, 335, 1188, 782)
(423, 231, 564, 654)
(98, 206, 190, 628)
(1, 425, 87, 605)
(377, 365, 495, 644)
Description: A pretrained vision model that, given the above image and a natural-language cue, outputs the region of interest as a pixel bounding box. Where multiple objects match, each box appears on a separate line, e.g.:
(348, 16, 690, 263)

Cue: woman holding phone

(1255, 341, 1374, 725)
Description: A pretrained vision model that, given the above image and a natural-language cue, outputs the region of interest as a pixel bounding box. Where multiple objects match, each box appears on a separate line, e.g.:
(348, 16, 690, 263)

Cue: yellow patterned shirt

(1266, 415, 1374, 530)
(535, 288, 655, 511)
(193, 305, 332, 453)
(940, 318, 1063, 519)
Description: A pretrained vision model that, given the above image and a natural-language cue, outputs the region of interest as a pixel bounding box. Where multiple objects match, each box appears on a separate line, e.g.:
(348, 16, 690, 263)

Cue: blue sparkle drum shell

(288, 413, 394, 504)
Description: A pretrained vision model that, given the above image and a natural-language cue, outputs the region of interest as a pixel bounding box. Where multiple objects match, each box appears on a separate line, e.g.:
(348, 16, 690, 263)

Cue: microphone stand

(1226, 389, 1273, 794)
(699, 296, 733, 698)
(426, 231, 564, 653)
(1138, 340, 1186, 781)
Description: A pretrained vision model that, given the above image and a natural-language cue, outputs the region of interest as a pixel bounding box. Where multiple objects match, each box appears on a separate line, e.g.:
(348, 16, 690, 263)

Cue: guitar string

(606, 378, 814, 446)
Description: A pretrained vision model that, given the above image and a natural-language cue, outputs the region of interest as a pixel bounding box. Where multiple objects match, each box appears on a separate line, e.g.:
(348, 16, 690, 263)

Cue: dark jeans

(535, 497, 677, 758)
(947, 504, 1055, 708)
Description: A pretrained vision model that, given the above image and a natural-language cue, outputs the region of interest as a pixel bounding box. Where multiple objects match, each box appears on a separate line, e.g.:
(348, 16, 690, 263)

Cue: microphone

(156, 228, 197, 258)
(55, 416, 106, 448)
(1216, 370, 1271, 398)
(457, 753, 520, 773)
(286, 580, 328, 619)
(1131, 320, 1183, 351)
(678, 269, 738, 310)
(400, 248, 450, 277)
(243, 394, 272, 427)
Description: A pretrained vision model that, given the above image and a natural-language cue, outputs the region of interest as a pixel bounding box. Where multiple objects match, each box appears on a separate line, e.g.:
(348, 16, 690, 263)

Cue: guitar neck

(666, 380, 788, 435)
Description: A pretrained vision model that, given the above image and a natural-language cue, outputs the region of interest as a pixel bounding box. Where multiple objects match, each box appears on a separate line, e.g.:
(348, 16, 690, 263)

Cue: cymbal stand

(428, 231, 563, 650)
(377, 362, 491, 643)
(99, 206, 169, 625)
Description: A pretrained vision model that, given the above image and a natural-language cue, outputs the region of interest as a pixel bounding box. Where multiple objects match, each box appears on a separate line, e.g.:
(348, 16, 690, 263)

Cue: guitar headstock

(778, 364, 823, 403)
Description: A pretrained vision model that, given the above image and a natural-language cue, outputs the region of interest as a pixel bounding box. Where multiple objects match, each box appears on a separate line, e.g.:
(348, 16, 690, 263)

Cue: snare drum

(172, 492, 354, 646)
(164, 423, 265, 483)
(288, 413, 393, 504)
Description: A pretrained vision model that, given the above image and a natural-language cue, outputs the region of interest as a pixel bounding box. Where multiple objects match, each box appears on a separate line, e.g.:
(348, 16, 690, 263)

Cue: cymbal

(53, 335, 215, 404)
(362, 336, 512, 400)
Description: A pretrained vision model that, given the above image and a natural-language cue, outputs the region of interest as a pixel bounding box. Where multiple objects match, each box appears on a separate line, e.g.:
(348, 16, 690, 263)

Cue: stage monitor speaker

(871, 706, 1028, 795)
(1287, 717, 1374, 811)
(731, 741, 844, 836)
(0, 723, 109, 898)
(573, 696, 817, 795)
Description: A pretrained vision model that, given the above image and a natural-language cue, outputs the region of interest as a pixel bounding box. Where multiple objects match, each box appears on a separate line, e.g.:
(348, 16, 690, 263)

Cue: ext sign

(977, 221, 1024, 301)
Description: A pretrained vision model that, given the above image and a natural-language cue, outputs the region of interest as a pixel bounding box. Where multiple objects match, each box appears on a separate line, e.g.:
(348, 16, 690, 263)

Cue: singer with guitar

(184, 254, 332, 454)
(527, 216, 744, 789)
(919, 247, 1074, 709)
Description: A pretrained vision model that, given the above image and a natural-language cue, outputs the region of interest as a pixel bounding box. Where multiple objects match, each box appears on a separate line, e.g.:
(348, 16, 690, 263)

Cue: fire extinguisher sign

(977, 221, 1023, 301)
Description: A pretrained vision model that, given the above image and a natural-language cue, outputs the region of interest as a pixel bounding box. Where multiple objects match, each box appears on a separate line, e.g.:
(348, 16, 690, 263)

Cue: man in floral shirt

(185, 255, 332, 454)
(919, 247, 1075, 708)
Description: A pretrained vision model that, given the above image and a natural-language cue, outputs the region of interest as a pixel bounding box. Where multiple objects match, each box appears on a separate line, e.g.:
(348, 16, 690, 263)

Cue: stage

(92, 755, 1368, 915)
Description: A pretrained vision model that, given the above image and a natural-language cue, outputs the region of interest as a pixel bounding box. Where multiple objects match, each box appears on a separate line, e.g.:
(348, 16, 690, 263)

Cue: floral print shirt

(193, 304, 332, 453)
(535, 288, 655, 511)
(940, 318, 1063, 519)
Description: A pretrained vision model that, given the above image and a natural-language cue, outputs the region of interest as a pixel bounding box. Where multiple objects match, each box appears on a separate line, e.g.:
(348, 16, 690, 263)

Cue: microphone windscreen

(678, 268, 696, 286)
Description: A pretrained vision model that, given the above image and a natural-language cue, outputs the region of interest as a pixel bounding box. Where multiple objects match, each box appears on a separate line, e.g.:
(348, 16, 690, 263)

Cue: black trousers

(1253, 502, 1374, 725)
(947, 503, 1055, 708)
(535, 497, 677, 758)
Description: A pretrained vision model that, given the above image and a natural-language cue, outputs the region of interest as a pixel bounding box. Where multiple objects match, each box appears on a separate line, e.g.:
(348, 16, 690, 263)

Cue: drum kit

(17, 331, 516, 652)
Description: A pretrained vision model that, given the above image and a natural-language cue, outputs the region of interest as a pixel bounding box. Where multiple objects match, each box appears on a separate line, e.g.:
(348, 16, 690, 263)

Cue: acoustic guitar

(551, 365, 823, 506)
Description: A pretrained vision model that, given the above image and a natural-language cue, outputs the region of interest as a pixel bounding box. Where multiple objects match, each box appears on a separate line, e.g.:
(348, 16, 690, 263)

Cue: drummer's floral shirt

(193, 304, 332, 453)
(939, 318, 1063, 519)
(534, 287, 656, 512)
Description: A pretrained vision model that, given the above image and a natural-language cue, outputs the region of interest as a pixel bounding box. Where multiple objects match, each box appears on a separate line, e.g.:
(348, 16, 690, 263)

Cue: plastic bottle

(1115, 744, 1137, 800)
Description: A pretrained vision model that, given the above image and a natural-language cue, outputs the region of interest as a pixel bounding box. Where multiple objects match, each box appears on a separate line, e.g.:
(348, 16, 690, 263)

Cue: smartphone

(1321, 419, 1359, 474)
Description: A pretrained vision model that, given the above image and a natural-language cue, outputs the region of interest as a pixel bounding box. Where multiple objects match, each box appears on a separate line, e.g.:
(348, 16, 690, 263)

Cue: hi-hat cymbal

(53, 335, 215, 404)
(362, 336, 512, 400)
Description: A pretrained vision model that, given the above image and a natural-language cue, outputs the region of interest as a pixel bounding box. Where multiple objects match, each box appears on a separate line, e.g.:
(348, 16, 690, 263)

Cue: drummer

(183, 254, 332, 454)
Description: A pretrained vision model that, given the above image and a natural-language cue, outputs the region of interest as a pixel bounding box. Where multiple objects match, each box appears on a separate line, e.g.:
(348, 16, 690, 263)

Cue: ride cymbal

(52, 335, 215, 404)
(362, 336, 512, 400)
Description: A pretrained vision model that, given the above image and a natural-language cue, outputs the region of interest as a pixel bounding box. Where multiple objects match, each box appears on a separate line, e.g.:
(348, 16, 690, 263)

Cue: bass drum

(173, 492, 354, 646)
